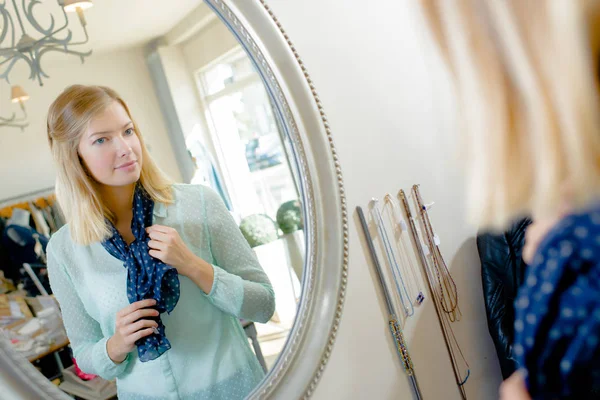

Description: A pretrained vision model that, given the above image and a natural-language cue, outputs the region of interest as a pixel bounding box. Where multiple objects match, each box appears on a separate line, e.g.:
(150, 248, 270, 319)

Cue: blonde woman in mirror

(46, 85, 275, 400)
(423, 1, 600, 399)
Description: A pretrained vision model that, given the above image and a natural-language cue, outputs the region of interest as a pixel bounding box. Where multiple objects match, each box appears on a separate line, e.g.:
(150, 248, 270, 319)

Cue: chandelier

(0, 84, 29, 130)
(0, 0, 94, 86)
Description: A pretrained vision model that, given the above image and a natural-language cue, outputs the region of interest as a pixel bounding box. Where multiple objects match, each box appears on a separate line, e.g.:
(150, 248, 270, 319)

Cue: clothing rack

(0, 186, 56, 218)
(0, 186, 56, 207)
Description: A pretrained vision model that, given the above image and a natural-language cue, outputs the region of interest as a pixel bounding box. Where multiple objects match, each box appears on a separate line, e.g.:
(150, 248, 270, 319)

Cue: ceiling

(71, 0, 204, 53)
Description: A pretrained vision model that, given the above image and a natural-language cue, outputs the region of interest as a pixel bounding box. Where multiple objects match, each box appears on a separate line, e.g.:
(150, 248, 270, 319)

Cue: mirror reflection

(0, 1, 305, 399)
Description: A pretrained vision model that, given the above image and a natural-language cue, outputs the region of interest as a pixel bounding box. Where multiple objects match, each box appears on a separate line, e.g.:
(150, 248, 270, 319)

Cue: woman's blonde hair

(422, 0, 600, 229)
(47, 85, 174, 245)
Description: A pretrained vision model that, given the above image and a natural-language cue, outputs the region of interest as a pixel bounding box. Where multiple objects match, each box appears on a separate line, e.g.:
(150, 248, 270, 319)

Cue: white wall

(0, 47, 182, 202)
(157, 45, 205, 140)
(265, 1, 502, 399)
(181, 18, 239, 72)
(0, 2, 504, 398)
(152, 17, 237, 198)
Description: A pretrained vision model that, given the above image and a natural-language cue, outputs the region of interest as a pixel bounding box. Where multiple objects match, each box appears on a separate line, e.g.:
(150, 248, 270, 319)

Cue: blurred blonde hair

(47, 85, 174, 245)
(422, 0, 600, 229)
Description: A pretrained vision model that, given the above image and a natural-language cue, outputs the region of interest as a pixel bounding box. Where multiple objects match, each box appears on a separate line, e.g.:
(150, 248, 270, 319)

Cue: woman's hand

(107, 299, 159, 364)
(146, 225, 214, 293)
(146, 225, 200, 277)
(500, 371, 531, 400)
(523, 214, 564, 265)
(523, 218, 556, 264)
(523, 195, 572, 265)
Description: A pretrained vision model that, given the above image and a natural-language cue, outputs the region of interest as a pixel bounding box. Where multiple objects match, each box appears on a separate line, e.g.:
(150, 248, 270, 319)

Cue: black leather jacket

(477, 218, 532, 379)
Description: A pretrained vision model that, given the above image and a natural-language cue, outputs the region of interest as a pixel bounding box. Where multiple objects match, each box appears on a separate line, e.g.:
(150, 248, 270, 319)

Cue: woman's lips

(116, 160, 136, 169)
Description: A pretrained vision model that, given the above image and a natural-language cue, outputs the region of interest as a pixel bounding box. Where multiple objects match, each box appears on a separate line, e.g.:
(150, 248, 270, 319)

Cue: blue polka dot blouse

(514, 204, 600, 399)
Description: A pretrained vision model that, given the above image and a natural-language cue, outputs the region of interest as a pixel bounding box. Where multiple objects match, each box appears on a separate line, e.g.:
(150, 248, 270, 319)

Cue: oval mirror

(0, 0, 347, 399)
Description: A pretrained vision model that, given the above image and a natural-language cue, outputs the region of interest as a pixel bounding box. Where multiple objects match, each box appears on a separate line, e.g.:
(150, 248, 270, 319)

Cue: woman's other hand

(107, 299, 159, 363)
(146, 225, 199, 277)
(500, 370, 531, 400)
(146, 224, 214, 293)
(523, 216, 562, 264)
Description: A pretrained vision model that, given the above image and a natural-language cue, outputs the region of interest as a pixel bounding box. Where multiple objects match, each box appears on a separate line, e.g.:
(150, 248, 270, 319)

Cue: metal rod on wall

(356, 206, 423, 400)
(0, 186, 55, 208)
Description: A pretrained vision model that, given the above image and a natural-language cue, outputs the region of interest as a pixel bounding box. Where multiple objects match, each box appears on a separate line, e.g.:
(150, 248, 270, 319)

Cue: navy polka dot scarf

(514, 205, 600, 398)
(101, 184, 180, 362)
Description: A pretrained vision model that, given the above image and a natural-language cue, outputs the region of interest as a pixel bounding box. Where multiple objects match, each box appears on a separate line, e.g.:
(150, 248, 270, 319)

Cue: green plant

(239, 214, 279, 248)
(276, 200, 303, 235)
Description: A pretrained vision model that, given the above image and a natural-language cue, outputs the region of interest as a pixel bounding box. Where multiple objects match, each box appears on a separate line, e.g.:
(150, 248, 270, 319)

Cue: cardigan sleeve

(200, 186, 276, 323)
(47, 240, 131, 380)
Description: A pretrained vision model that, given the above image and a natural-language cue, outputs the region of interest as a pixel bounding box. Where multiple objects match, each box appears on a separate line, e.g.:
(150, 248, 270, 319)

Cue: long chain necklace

(412, 185, 461, 321)
(399, 188, 470, 400)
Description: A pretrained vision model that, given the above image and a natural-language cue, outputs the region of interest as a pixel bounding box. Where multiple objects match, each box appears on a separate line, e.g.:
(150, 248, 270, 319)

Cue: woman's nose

(115, 136, 132, 157)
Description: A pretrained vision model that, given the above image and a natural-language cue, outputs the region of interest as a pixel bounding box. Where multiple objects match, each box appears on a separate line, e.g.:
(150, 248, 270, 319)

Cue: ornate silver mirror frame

(0, 1, 348, 398)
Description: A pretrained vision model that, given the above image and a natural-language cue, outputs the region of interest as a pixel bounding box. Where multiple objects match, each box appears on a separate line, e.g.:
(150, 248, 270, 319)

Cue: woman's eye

(125, 128, 134, 135)
(94, 137, 106, 145)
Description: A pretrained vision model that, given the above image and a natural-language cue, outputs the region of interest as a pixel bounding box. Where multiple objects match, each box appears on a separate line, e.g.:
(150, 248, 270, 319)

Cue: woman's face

(78, 101, 143, 188)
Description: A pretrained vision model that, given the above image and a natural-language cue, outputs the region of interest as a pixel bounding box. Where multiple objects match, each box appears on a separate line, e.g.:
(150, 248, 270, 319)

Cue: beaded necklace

(383, 194, 425, 306)
(371, 199, 414, 318)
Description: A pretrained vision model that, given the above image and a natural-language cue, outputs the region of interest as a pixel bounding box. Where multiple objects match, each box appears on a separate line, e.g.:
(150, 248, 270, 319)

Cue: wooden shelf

(28, 339, 70, 363)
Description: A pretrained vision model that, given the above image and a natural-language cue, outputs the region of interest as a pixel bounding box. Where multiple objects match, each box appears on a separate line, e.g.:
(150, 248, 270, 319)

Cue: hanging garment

(50, 203, 66, 230)
(0, 217, 18, 282)
(2, 222, 51, 296)
(2, 224, 49, 265)
(28, 202, 51, 238)
(477, 217, 532, 379)
(40, 207, 57, 235)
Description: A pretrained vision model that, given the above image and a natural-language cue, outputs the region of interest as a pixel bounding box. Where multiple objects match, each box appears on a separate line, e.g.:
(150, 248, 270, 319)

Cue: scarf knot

(101, 184, 180, 362)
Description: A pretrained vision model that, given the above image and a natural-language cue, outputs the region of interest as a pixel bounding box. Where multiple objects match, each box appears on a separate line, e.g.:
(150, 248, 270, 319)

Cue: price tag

(399, 220, 408, 232)
(421, 240, 430, 255)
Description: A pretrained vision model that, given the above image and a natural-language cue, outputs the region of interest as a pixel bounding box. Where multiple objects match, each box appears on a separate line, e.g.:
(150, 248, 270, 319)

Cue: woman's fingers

(149, 249, 163, 260)
(523, 216, 561, 264)
(147, 229, 170, 242)
(499, 371, 531, 400)
(117, 299, 156, 319)
(133, 328, 156, 342)
(121, 308, 159, 326)
(148, 239, 166, 251)
(146, 225, 172, 235)
(124, 319, 159, 337)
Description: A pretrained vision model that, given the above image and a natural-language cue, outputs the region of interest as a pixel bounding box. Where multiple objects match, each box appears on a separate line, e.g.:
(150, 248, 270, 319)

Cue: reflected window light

(196, 47, 298, 221)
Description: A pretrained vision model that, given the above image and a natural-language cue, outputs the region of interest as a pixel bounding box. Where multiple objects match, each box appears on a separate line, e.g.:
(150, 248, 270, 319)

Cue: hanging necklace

(411, 185, 461, 321)
(371, 198, 414, 318)
(383, 194, 425, 306)
(399, 188, 470, 399)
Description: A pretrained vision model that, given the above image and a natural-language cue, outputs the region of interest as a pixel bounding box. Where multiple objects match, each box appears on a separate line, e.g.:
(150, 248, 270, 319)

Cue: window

(195, 49, 298, 221)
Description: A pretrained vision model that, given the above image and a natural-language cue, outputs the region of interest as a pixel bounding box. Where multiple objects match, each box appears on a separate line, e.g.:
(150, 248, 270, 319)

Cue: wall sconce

(0, 85, 30, 131)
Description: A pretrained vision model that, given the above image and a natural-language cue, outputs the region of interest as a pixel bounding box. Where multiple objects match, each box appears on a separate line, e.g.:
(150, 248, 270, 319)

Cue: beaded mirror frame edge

(0, 1, 349, 399)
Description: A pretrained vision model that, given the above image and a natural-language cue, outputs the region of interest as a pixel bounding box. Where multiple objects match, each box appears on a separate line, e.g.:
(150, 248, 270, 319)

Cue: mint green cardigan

(47, 184, 275, 400)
